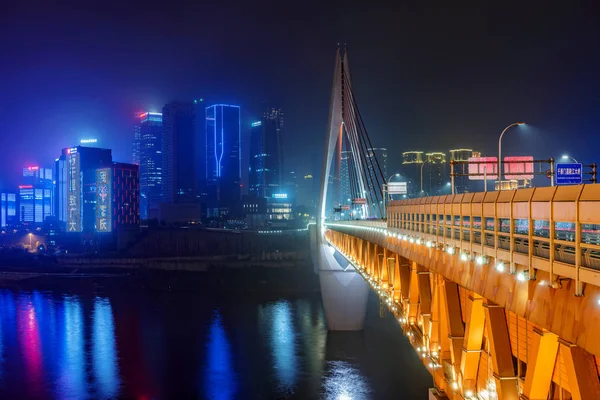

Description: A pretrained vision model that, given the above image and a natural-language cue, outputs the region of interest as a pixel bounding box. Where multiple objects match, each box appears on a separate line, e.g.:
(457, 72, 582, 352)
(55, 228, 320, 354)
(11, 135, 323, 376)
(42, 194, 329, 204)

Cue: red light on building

(504, 156, 534, 180)
(139, 112, 147, 119)
(28, 166, 39, 171)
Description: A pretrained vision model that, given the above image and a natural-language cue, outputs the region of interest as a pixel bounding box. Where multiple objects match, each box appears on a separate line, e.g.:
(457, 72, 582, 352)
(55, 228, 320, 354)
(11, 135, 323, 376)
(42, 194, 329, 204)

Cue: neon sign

(18, 185, 33, 189)
(67, 151, 82, 232)
(272, 193, 287, 199)
(251, 121, 262, 127)
(28, 166, 39, 171)
(95, 168, 112, 233)
(80, 138, 97, 144)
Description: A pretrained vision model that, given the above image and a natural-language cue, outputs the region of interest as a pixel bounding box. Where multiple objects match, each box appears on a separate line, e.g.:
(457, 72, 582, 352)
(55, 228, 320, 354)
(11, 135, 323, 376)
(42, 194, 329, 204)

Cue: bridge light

(451, 381, 459, 391)
(426, 240, 433, 248)
(476, 255, 486, 265)
(495, 262, 505, 272)
(409, 237, 415, 243)
(460, 252, 469, 262)
(446, 247, 455, 255)
(465, 390, 474, 399)
(428, 363, 434, 368)
(432, 350, 438, 357)
(517, 271, 527, 282)
(416, 238, 422, 245)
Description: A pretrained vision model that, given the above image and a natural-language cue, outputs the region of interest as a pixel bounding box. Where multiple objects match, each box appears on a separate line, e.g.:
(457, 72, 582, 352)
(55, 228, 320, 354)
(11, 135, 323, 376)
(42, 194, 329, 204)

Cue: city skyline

(2, 2, 600, 189)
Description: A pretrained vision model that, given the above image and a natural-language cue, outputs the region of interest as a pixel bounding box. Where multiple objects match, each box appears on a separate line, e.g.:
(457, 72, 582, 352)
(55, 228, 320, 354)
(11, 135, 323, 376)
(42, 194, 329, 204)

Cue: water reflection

(93, 297, 121, 399)
(57, 295, 87, 399)
(204, 310, 237, 400)
(259, 300, 298, 394)
(18, 295, 44, 397)
(322, 360, 371, 400)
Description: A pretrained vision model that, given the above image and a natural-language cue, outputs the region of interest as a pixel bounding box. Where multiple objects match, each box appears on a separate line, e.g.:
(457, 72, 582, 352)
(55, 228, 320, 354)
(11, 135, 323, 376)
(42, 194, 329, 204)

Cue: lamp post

(561, 155, 578, 163)
(498, 122, 525, 190)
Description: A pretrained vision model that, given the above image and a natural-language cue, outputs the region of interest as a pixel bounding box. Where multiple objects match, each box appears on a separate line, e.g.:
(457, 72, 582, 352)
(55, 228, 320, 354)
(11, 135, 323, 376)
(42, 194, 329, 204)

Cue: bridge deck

(325, 185, 600, 399)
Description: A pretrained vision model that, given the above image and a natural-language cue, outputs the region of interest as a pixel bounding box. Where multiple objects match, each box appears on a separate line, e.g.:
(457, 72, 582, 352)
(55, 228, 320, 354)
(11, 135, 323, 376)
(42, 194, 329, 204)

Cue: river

(0, 284, 432, 399)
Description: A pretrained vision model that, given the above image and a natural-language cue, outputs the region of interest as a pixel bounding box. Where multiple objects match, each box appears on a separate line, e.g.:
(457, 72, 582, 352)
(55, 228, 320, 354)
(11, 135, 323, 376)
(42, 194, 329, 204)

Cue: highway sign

(556, 163, 583, 185)
(467, 157, 498, 180)
(387, 182, 407, 195)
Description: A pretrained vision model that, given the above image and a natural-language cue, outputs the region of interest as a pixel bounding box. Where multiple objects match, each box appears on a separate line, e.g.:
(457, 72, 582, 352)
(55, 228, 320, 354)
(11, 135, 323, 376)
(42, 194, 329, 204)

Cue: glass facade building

(162, 102, 197, 204)
(19, 167, 53, 225)
(0, 192, 17, 228)
(205, 104, 241, 213)
(137, 112, 163, 219)
(249, 108, 283, 199)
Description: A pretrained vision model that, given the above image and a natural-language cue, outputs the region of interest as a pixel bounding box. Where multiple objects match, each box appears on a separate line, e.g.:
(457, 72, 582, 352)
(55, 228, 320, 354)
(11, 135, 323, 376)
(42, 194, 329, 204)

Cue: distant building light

(251, 121, 262, 127)
(272, 193, 287, 199)
(80, 138, 97, 144)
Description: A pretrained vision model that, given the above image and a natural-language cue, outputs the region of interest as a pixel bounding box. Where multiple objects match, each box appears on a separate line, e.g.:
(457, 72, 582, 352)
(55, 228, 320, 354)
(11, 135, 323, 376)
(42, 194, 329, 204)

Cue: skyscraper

(424, 152, 447, 195)
(249, 108, 284, 198)
(366, 147, 387, 186)
(137, 111, 163, 219)
(19, 166, 53, 225)
(56, 146, 113, 232)
(162, 101, 197, 204)
(339, 150, 353, 205)
(205, 104, 241, 214)
(0, 192, 16, 228)
(132, 125, 141, 165)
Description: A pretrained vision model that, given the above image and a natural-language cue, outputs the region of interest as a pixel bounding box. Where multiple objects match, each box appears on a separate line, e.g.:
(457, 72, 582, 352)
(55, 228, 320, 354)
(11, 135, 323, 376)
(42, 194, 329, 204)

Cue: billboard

(67, 151, 82, 232)
(504, 156, 534, 180)
(352, 198, 367, 205)
(468, 157, 498, 180)
(388, 182, 408, 195)
(96, 168, 112, 233)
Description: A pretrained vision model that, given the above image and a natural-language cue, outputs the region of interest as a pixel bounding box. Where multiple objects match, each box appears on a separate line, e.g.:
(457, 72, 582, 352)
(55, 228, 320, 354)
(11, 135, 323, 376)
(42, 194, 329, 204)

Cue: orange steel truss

(325, 223, 600, 400)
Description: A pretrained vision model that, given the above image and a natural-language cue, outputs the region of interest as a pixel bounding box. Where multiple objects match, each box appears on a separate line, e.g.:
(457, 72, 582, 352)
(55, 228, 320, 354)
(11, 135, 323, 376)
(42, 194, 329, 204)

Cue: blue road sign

(556, 163, 583, 185)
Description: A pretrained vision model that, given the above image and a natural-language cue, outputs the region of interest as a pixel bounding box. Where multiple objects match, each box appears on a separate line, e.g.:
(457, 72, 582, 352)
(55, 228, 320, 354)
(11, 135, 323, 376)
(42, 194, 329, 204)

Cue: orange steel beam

(459, 294, 485, 394)
(392, 255, 401, 302)
(386, 257, 396, 295)
(522, 328, 559, 400)
(399, 259, 411, 302)
(408, 261, 420, 324)
(443, 280, 464, 377)
(561, 341, 600, 400)
(418, 266, 432, 335)
(484, 302, 519, 400)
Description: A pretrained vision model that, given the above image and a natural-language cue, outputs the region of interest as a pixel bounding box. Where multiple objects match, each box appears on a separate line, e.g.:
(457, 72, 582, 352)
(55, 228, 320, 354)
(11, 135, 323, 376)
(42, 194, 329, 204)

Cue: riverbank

(0, 262, 320, 294)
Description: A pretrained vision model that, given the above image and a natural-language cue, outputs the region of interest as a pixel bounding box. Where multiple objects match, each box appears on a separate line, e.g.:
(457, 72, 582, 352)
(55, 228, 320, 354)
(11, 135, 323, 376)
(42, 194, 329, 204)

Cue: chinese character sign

(67, 152, 82, 232)
(96, 168, 112, 232)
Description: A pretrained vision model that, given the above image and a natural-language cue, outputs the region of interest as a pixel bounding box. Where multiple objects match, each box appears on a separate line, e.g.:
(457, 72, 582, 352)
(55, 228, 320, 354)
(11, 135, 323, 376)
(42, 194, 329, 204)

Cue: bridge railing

(381, 185, 600, 292)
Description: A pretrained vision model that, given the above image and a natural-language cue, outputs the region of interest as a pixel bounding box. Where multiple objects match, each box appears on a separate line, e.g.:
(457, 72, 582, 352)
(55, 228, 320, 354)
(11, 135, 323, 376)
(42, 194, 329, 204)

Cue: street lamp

(498, 122, 525, 190)
(561, 155, 579, 163)
(28, 233, 32, 249)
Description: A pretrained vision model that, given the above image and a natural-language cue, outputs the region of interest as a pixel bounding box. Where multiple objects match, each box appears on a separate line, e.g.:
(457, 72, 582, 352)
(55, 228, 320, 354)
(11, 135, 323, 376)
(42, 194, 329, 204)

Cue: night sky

(1, 1, 599, 188)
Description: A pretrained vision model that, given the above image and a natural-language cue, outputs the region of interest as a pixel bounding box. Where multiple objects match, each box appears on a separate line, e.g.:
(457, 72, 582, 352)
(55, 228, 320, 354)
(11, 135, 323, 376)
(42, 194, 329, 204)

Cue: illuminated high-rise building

(450, 148, 481, 193)
(249, 108, 284, 198)
(162, 101, 197, 204)
(340, 150, 353, 205)
(424, 152, 447, 195)
(0, 192, 17, 228)
(132, 125, 141, 165)
(136, 111, 163, 219)
(19, 166, 53, 225)
(205, 104, 241, 215)
(55, 146, 113, 233)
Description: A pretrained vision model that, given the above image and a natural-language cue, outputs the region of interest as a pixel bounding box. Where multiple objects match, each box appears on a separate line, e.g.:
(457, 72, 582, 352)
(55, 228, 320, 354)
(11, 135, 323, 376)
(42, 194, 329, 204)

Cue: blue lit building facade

(0, 192, 17, 228)
(205, 104, 241, 215)
(162, 102, 197, 204)
(248, 108, 284, 198)
(19, 167, 53, 225)
(137, 111, 163, 219)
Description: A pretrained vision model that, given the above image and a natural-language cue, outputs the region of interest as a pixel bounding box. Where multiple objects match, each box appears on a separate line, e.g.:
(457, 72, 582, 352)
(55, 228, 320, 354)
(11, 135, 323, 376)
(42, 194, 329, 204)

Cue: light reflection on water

(0, 289, 432, 399)
(92, 297, 120, 399)
(204, 310, 237, 400)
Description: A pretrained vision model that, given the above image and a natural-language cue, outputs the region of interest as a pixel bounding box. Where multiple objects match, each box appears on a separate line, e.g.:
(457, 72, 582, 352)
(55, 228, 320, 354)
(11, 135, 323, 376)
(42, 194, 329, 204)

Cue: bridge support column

(316, 242, 369, 331)
(460, 294, 485, 394)
(522, 329, 558, 400)
(562, 342, 600, 400)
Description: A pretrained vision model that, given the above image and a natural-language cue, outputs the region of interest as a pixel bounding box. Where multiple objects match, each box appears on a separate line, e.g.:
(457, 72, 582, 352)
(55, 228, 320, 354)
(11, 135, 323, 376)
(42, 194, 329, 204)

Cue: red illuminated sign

(19, 185, 33, 189)
(28, 166, 39, 171)
(468, 157, 498, 180)
(504, 156, 534, 180)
